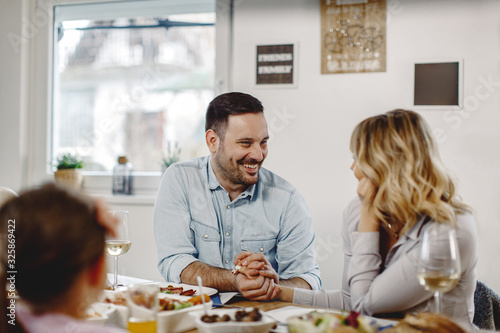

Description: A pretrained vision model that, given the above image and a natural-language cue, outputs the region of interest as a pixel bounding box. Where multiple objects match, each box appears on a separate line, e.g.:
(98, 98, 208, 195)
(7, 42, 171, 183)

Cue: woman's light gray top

(294, 197, 477, 326)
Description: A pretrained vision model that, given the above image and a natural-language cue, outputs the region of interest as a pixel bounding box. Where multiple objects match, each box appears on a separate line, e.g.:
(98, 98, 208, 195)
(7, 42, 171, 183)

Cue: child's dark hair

(1, 183, 106, 332)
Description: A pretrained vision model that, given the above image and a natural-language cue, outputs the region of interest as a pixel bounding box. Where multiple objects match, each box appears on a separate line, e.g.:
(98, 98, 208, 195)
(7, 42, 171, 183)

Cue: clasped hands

(232, 251, 280, 301)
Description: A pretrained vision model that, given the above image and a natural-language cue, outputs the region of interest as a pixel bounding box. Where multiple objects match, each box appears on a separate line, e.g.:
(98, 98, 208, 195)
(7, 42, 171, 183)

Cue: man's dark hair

(205, 92, 264, 139)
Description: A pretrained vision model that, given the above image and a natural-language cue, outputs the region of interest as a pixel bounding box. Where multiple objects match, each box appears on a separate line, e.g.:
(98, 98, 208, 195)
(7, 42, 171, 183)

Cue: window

(52, 1, 215, 175)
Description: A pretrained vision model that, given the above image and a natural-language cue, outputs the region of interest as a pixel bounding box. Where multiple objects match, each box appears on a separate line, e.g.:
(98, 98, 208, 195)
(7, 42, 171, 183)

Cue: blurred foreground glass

(417, 223, 461, 313)
(127, 284, 158, 333)
(105, 210, 131, 290)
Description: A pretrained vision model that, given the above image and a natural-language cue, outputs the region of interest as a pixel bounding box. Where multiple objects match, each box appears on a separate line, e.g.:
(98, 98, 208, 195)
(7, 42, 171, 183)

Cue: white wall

(0, 0, 31, 192)
(230, 0, 500, 291)
(2, 0, 500, 293)
(107, 198, 164, 282)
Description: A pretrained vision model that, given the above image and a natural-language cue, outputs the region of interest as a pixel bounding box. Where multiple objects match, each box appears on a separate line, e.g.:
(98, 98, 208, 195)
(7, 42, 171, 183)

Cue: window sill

(89, 193, 156, 206)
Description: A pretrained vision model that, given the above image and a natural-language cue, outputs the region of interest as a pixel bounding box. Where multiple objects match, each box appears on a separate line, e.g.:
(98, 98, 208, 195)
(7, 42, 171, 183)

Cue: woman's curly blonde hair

(350, 109, 469, 236)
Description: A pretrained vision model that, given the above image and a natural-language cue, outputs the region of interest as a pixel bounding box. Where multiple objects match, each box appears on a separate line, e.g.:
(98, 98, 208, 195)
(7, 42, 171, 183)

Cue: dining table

(106, 275, 399, 332)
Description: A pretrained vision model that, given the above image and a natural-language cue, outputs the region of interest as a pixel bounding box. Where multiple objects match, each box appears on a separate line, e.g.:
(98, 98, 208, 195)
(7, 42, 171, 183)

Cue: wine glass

(417, 223, 461, 313)
(105, 210, 132, 290)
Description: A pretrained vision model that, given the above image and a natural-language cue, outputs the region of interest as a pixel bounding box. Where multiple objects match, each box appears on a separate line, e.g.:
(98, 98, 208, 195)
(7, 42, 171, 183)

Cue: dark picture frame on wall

(413, 60, 463, 110)
(255, 43, 298, 89)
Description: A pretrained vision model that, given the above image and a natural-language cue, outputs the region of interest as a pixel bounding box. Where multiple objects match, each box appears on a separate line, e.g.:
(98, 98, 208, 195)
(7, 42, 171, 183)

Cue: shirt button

(260, 247, 264, 252)
(226, 232, 230, 236)
(204, 234, 208, 238)
(225, 260, 229, 264)
(226, 205, 230, 209)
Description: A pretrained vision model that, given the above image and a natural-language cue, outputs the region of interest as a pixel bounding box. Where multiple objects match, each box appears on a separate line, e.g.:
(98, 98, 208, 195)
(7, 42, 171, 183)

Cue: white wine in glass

(417, 223, 461, 314)
(417, 271, 459, 294)
(106, 210, 131, 290)
(105, 240, 132, 256)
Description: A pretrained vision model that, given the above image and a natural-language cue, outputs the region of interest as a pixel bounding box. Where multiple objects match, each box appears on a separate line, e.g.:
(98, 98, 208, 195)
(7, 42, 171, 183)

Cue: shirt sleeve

(339, 197, 360, 311)
(153, 164, 199, 283)
(276, 189, 322, 290)
(293, 288, 345, 308)
(348, 230, 432, 316)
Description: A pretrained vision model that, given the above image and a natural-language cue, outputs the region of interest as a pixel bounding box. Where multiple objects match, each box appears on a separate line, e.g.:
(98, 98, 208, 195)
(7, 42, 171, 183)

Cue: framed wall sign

(256, 43, 297, 88)
(320, 0, 386, 74)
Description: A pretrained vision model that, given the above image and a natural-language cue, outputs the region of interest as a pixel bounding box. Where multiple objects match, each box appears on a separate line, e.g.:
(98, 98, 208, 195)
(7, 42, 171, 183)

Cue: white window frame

(30, 0, 231, 195)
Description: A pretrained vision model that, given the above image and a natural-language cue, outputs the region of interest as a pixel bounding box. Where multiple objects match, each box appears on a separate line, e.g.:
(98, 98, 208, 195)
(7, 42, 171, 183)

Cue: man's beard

(213, 147, 261, 186)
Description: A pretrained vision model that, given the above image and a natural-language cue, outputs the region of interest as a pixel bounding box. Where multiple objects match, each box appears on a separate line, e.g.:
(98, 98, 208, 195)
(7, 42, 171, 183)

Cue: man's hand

(232, 251, 311, 299)
(234, 251, 279, 284)
(235, 272, 280, 301)
(233, 251, 280, 300)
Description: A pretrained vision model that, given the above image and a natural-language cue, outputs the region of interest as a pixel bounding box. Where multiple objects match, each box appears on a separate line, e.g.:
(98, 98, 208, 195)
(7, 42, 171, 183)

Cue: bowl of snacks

(287, 310, 378, 333)
(190, 307, 276, 333)
(157, 293, 213, 333)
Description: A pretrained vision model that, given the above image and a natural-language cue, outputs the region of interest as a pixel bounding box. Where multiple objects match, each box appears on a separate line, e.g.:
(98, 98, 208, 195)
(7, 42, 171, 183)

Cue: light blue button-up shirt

(153, 156, 321, 290)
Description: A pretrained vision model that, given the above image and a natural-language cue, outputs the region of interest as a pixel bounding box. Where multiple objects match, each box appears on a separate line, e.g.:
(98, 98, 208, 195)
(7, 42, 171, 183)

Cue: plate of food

(381, 312, 466, 332)
(189, 307, 276, 333)
(158, 282, 218, 297)
(157, 293, 213, 333)
(286, 310, 395, 333)
(101, 288, 214, 332)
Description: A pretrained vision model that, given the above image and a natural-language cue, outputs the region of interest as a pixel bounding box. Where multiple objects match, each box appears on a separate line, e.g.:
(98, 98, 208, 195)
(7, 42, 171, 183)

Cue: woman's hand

(357, 177, 379, 232)
(357, 176, 376, 202)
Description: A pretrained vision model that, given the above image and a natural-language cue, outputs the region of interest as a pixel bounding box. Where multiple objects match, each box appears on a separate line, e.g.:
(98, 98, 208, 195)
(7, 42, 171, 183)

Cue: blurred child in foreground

(0, 183, 126, 333)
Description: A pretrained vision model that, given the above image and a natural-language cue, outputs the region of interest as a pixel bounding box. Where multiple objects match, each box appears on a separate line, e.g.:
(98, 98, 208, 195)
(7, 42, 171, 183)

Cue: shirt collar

(207, 157, 258, 200)
(207, 157, 222, 190)
(402, 214, 430, 241)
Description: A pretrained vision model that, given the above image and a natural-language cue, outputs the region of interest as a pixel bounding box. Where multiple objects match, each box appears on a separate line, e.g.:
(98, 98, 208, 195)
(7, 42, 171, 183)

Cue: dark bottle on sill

(112, 156, 133, 195)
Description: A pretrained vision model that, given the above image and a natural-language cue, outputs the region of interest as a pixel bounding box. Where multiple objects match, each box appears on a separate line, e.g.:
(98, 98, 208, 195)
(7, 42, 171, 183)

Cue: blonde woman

(266, 110, 477, 327)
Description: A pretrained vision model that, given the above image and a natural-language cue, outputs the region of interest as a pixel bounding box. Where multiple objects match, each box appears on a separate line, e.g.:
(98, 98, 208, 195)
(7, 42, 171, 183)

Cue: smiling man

(154, 92, 321, 300)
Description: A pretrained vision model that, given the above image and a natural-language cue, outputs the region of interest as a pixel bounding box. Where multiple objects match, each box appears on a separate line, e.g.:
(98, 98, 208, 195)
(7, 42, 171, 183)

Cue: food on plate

(200, 313, 231, 323)
(160, 285, 196, 296)
(103, 288, 210, 313)
(129, 289, 157, 309)
(187, 294, 211, 305)
(85, 311, 103, 319)
(103, 293, 127, 306)
(158, 294, 211, 312)
(201, 308, 262, 323)
(382, 312, 465, 333)
(288, 310, 376, 333)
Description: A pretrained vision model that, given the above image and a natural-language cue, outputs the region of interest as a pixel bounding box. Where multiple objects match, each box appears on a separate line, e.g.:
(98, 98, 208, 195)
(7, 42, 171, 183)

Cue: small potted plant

(161, 142, 181, 172)
(54, 153, 84, 189)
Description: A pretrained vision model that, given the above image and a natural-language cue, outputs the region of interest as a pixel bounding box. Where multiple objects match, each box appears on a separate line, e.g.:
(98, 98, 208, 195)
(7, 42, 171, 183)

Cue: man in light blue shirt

(154, 92, 321, 300)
